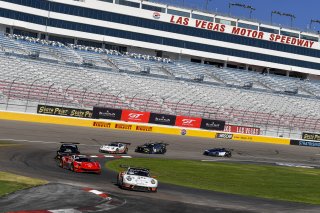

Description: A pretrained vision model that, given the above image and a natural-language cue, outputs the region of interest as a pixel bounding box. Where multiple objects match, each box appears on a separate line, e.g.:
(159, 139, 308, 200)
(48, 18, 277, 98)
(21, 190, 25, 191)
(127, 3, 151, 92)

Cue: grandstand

(0, 0, 319, 138)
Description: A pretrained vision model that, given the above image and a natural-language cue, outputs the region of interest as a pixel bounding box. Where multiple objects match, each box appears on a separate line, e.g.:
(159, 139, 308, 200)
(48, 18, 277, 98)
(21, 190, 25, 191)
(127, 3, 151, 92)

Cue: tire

(59, 160, 63, 168)
(226, 153, 232, 158)
(115, 149, 119, 154)
(124, 148, 128, 154)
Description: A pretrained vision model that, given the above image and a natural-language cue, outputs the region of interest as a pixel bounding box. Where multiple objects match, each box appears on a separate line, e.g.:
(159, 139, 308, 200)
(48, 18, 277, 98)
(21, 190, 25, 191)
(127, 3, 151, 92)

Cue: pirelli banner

(37, 105, 92, 118)
(302, 132, 320, 141)
(92, 107, 122, 120)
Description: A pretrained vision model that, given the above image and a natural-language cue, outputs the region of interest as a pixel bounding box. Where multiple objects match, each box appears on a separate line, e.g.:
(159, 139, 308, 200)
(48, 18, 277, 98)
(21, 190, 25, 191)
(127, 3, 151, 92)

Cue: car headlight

(126, 176, 132, 181)
(151, 179, 156, 184)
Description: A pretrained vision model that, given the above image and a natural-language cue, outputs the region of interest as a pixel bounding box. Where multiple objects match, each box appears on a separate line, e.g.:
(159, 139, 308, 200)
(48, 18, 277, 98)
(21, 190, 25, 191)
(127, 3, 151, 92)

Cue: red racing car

(59, 155, 101, 174)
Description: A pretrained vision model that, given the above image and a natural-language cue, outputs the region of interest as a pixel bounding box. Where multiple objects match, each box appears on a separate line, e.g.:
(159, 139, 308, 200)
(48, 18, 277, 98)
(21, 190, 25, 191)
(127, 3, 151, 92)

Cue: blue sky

(153, 0, 320, 32)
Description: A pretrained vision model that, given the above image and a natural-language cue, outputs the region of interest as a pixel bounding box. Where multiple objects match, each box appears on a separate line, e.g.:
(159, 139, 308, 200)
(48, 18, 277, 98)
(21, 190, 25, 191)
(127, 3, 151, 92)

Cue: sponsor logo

(155, 116, 171, 123)
(37, 105, 92, 118)
(128, 113, 144, 119)
(153, 12, 160, 19)
(93, 122, 111, 128)
(216, 133, 233, 139)
(181, 129, 187, 135)
(299, 140, 320, 147)
(182, 119, 196, 125)
(99, 111, 116, 118)
(115, 124, 132, 130)
(302, 133, 320, 141)
(136, 126, 153, 132)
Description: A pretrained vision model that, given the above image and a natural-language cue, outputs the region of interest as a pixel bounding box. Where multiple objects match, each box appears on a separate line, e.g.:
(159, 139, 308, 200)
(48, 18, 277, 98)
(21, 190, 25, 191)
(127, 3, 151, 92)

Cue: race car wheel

(59, 160, 63, 168)
(226, 153, 232, 158)
(124, 148, 128, 154)
(115, 149, 119, 154)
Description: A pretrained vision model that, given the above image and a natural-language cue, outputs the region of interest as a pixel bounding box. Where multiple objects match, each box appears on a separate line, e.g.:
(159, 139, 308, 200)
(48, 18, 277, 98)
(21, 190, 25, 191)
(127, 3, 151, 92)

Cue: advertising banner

(92, 107, 122, 120)
(121, 110, 150, 123)
(37, 105, 92, 118)
(149, 113, 176, 126)
(290, 139, 320, 148)
(92, 122, 111, 128)
(175, 116, 202, 128)
(200, 119, 225, 130)
(216, 133, 233, 139)
(224, 125, 260, 135)
(136, 126, 153, 132)
(302, 132, 320, 141)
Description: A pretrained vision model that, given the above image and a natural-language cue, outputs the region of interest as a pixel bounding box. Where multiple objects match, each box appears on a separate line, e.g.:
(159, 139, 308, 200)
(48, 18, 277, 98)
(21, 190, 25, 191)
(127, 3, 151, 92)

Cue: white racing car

(99, 142, 130, 154)
(117, 167, 158, 192)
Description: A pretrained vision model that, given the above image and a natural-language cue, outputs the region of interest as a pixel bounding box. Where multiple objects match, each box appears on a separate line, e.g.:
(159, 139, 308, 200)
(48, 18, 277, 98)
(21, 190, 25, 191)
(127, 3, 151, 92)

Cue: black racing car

(55, 142, 80, 159)
(135, 142, 168, 154)
(203, 148, 232, 157)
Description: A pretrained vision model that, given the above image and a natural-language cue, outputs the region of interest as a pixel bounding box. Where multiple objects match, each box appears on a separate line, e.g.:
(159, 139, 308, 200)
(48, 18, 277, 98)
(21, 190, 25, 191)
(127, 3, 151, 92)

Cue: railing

(1, 78, 318, 139)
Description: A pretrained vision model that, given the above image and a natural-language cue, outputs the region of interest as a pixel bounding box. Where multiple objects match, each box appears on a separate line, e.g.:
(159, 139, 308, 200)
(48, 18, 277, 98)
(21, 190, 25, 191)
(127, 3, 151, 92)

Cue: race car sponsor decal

(302, 132, 320, 141)
(93, 121, 112, 128)
(290, 139, 320, 147)
(136, 126, 153, 132)
(200, 119, 225, 130)
(121, 110, 150, 123)
(37, 104, 92, 118)
(216, 133, 233, 139)
(115, 124, 132, 130)
(92, 107, 122, 120)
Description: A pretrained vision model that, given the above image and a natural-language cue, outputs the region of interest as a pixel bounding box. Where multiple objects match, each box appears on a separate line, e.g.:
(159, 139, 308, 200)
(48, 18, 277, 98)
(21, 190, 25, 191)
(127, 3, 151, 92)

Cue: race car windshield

(61, 146, 78, 152)
(108, 143, 119, 147)
(128, 169, 149, 177)
(75, 158, 94, 162)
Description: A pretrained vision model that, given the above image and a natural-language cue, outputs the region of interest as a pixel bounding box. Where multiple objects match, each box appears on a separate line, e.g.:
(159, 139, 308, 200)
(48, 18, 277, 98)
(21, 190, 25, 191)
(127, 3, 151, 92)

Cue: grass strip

(0, 172, 47, 197)
(106, 158, 320, 204)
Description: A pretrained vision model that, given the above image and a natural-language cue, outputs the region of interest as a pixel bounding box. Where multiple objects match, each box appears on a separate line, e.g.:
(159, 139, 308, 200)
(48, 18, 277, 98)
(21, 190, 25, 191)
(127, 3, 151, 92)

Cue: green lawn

(0, 172, 47, 197)
(106, 158, 320, 204)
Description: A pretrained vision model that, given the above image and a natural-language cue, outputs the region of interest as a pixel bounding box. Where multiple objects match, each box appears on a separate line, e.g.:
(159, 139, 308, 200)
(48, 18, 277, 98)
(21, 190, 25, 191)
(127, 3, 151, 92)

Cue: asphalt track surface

(0, 120, 320, 213)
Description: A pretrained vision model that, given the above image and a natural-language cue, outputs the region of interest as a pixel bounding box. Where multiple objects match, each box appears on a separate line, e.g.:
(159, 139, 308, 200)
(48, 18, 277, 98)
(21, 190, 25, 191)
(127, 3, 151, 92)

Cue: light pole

(310, 19, 320, 30)
(271, 10, 296, 27)
(229, 2, 255, 19)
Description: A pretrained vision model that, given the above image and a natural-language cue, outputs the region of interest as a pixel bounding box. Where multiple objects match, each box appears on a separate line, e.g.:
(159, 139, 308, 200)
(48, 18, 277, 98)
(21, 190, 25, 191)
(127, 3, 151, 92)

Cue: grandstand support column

(25, 78, 44, 112)
(5, 77, 23, 111)
(45, 83, 55, 106)
(61, 84, 75, 108)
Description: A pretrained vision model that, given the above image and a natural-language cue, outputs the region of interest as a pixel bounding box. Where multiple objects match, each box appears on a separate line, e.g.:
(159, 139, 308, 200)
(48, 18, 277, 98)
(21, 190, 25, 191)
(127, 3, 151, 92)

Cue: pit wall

(0, 111, 290, 145)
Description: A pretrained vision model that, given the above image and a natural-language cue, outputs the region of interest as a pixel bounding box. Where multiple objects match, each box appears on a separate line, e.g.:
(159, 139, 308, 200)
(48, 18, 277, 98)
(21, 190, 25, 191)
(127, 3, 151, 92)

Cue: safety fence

(0, 78, 319, 139)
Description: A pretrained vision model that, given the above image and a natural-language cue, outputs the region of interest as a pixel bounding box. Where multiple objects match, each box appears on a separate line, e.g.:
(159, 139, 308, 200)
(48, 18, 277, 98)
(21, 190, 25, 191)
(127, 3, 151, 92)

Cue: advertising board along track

(0, 110, 290, 145)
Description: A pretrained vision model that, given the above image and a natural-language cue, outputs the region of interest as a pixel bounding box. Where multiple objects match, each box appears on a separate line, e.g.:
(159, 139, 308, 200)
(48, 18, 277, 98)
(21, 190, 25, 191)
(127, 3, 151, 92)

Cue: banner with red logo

(175, 116, 202, 128)
(121, 110, 150, 123)
(224, 125, 260, 135)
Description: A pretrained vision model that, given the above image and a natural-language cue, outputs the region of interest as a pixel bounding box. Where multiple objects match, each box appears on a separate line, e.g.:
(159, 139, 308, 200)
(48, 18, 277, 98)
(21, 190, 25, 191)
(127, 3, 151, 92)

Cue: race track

(0, 120, 320, 213)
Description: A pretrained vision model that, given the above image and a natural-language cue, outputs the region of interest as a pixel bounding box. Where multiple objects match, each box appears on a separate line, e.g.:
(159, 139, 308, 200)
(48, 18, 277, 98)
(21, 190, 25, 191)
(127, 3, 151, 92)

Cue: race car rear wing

(60, 142, 80, 144)
(119, 165, 150, 171)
